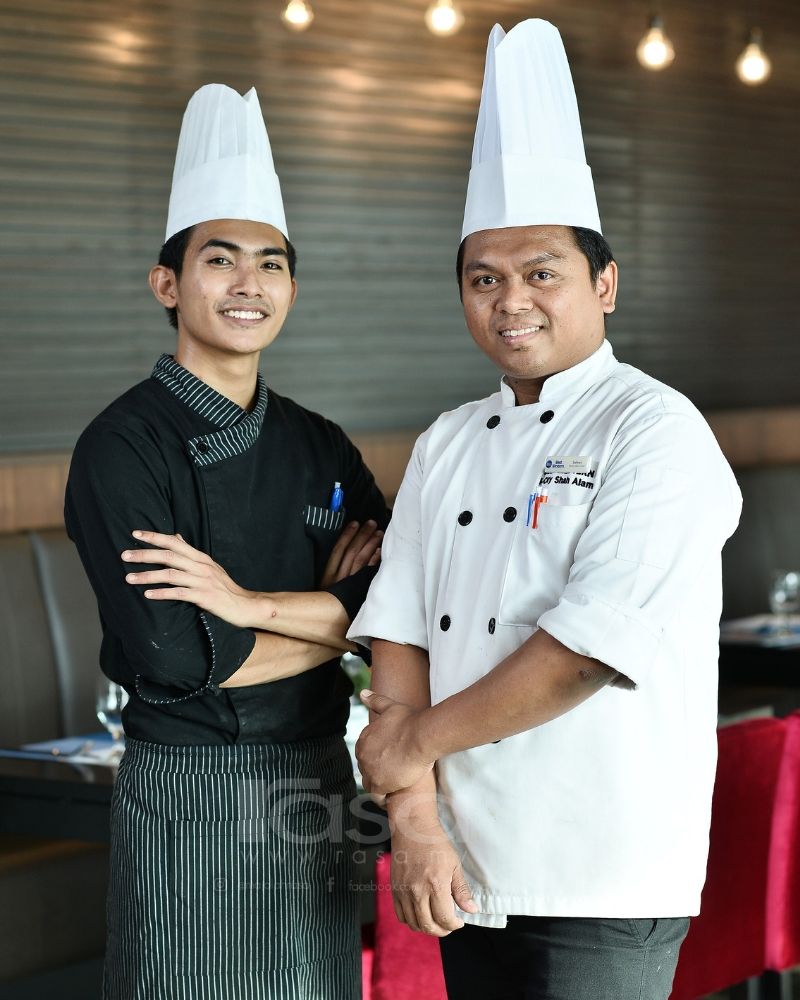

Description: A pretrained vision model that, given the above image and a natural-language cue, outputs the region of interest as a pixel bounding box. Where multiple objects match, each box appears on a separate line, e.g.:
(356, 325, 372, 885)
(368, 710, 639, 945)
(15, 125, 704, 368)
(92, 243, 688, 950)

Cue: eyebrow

(464, 251, 563, 274)
(198, 239, 288, 259)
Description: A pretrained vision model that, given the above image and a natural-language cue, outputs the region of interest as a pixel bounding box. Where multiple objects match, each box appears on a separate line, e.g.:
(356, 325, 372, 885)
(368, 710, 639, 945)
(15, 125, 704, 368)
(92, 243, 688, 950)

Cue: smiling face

(149, 218, 297, 368)
(460, 225, 617, 405)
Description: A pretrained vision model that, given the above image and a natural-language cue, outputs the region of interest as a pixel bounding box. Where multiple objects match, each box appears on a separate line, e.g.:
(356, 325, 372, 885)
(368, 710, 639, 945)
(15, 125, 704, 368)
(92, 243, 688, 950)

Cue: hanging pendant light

(736, 27, 772, 85)
(636, 14, 676, 70)
(281, 0, 314, 31)
(425, 0, 464, 37)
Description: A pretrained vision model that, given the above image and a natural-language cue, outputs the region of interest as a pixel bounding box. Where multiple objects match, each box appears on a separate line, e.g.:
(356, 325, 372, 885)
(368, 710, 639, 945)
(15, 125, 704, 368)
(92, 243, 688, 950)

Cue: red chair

(671, 716, 788, 999)
(371, 851, 448, 1000)
(765, 710, 800, 977)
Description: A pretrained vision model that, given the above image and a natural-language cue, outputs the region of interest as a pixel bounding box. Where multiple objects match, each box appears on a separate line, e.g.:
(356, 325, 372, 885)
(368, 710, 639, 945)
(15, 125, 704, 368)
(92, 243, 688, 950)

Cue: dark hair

(157, 225, 298, 331)
(455, 226, 614, 299)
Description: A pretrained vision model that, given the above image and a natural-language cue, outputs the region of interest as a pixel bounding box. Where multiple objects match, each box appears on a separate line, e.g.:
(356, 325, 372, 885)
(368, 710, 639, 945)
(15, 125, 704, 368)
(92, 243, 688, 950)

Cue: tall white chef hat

(165, 84, 288, 242)
(461, 19, 601, 241)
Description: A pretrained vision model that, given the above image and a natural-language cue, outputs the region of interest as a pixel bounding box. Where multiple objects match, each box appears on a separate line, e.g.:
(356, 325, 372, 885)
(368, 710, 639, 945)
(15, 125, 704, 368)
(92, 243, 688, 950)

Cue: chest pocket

(497, 501, 592, 627)
(303, 504, 345, 532)
(303, 504, 346, 585)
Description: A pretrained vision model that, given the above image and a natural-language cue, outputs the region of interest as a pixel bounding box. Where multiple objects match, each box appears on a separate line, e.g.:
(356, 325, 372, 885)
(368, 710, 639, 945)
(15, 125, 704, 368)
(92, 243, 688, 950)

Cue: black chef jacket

(65, 355, 390, 746)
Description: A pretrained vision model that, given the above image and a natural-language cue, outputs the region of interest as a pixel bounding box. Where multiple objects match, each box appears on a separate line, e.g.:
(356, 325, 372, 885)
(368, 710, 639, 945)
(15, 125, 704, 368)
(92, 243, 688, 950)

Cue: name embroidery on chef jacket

(525, 455, 596, 529)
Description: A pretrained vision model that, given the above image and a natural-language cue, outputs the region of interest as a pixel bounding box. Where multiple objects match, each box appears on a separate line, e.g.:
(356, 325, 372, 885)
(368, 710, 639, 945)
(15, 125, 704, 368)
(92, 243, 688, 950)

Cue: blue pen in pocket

(329, 481, 344, 513)
(526, 493, 536, 527)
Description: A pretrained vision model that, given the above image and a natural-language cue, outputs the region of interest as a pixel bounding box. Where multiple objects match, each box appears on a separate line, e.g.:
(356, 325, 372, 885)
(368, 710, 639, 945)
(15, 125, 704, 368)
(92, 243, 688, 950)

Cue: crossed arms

(122, 520, 382, 688)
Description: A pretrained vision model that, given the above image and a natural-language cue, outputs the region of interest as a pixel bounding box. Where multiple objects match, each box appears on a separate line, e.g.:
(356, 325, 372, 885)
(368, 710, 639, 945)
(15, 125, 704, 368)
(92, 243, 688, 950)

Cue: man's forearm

(417, 628, 618, 760)
(371, 640, 442, 829)
(220, 629, 341, 688)
(244, 591, 357, 650)
(371, 639, 432, 709)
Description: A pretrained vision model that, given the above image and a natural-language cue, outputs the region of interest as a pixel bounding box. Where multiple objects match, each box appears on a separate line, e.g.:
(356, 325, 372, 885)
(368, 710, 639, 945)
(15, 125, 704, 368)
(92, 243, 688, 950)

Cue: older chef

(349, 19, 742, 1000)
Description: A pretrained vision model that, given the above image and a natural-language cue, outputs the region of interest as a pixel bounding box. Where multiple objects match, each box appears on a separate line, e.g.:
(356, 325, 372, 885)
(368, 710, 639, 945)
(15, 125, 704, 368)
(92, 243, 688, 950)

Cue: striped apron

(103, 736, 360, 1000)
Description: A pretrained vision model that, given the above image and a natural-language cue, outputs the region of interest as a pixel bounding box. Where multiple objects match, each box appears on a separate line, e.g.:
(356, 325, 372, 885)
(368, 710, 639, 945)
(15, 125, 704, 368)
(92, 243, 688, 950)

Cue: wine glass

(768, 570, 800, 635)
(96, 677, 129, 753)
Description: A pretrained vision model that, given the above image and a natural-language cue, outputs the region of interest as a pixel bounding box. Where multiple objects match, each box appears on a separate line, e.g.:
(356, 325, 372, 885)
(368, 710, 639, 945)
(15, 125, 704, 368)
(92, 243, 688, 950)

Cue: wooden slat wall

(0, 0, 798, 455)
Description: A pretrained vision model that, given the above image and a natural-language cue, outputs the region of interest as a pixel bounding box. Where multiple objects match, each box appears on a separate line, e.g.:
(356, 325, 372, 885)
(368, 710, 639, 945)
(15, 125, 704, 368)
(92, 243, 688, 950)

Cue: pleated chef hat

(462, 19, 601, 241)
(165, 84, 288, 242)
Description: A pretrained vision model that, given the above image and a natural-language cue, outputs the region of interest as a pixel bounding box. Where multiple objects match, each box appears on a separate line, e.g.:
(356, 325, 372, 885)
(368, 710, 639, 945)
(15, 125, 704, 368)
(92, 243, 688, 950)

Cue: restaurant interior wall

(0, 0, 798, 455)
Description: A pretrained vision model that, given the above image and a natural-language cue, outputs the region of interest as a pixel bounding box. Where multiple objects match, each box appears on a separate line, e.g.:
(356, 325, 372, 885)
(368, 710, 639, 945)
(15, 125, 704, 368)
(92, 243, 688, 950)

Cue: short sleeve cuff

(347, 558, 429, 651)
(204, 612, 257, 688)
(537, 586, 664, 689)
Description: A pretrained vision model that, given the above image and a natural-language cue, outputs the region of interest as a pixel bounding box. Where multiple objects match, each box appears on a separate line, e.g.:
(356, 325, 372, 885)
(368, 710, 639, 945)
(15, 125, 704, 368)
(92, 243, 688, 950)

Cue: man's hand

(389, 825, 477, 936)
(122, 530, 259, 628)
(320, 520, 382, 587)
(386, 778, 478, 936)
(356, 690, 434, 796)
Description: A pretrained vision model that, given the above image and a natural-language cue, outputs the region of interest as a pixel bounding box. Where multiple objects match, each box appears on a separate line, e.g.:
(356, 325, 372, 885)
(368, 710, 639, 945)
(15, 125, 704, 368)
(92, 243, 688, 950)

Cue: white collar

(499, 340, 616, 409)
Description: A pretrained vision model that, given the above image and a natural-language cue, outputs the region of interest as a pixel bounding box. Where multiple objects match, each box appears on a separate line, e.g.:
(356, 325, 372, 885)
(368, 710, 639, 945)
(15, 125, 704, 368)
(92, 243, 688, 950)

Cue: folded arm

(122, 521, 382, 649)
(219, 630, 343, 688)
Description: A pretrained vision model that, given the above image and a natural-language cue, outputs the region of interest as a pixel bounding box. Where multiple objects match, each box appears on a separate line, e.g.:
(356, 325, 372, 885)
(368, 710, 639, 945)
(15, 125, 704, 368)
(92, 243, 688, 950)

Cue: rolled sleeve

(538, 588, 664, 687)
(348, 432, 429, 650)
(538, 405, 742, 687)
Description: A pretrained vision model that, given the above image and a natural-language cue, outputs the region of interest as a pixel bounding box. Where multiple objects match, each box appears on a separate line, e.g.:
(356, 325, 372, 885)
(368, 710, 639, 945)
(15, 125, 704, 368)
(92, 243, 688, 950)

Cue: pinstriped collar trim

(151, 354, 268, 466)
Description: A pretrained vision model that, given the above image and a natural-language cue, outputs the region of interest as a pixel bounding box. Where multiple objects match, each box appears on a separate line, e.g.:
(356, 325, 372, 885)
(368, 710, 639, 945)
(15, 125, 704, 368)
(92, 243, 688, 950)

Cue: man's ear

(149, 265, 178, 308)
(288, 277, 298, 310)
(597, 261, 618, 315)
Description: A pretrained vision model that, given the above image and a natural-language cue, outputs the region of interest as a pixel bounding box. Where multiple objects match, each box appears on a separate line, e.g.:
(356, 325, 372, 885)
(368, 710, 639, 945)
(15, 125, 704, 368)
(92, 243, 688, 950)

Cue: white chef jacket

(349, 341, 742, 926)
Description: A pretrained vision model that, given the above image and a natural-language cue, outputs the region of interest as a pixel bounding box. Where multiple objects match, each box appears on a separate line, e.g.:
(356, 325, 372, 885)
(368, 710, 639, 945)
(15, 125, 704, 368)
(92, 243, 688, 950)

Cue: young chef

(65, 84, 389, 999)
(350, 20, 742, 1000)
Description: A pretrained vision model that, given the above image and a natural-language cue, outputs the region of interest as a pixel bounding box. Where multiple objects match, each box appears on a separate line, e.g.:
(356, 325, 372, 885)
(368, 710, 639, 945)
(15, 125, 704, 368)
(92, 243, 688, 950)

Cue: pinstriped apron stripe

(103, 737, 360, 1000)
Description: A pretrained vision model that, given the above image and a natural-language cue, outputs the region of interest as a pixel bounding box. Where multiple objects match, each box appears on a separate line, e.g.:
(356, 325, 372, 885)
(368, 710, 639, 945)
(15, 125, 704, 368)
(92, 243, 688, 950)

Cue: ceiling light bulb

(636, 16, 675, 70)
(282, 0, 314, 31)
(736, 28, 771, 85)
(425, 0, 464, 37)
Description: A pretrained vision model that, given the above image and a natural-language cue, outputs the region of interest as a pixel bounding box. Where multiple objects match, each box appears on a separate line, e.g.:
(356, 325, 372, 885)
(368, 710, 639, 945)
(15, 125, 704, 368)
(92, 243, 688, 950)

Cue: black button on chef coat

(458, 511, 473, 526)
(503, 507, 517, 522)
(486, 415, 501, 429)
(540, 410, 555, 423)
(440, 615, 451, 631)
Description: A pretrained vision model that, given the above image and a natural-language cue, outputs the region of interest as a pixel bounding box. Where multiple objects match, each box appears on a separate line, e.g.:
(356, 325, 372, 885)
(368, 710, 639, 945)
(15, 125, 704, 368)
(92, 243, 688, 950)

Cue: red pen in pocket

(527, 489, 549, 529)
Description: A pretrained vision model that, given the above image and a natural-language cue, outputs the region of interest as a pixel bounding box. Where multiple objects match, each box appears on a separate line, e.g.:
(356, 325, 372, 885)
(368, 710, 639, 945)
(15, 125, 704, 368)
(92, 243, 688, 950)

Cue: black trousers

(439, 915, 690, 1000)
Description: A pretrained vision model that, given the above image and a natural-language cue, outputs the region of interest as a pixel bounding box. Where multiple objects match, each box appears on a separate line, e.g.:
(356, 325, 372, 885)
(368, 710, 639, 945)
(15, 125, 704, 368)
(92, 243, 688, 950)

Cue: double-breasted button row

(457, 507, 518, 526)
(487, 411, 553, 428)
(440, 614, 497, 634)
